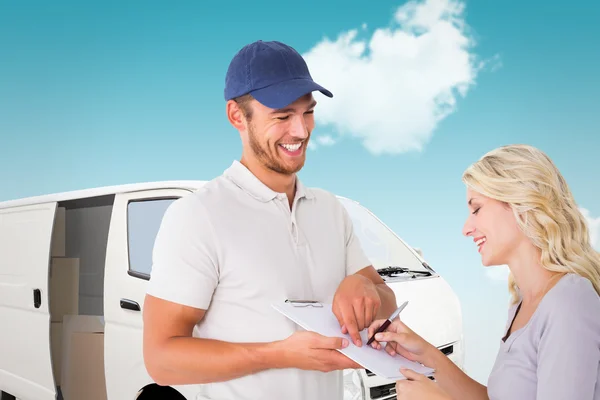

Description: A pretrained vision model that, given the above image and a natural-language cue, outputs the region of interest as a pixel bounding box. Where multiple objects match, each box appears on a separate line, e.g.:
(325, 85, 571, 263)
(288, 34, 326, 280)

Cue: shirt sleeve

(339, 200, 372, 276)
(536, 290, 600, 399)
(146, 195, 219, 310)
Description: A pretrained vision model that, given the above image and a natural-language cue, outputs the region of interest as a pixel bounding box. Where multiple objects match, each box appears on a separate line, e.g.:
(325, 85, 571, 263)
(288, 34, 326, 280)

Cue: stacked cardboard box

(60, 315, 106, 400)
(49, 206, 107, 399)
(49, 257, 79, 386)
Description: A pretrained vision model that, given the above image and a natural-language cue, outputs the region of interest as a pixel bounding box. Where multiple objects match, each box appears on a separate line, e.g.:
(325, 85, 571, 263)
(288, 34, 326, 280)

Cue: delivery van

(0, 180, 464, 400)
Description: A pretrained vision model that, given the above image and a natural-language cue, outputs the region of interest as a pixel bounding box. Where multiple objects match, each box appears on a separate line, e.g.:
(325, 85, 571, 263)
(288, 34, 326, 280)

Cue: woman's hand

(395, 369, 451, 400)
(367, 318, 437, 366)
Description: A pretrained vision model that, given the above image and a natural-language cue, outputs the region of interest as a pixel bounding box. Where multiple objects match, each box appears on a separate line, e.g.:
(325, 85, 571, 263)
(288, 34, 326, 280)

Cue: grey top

(487, 273, 600, 399)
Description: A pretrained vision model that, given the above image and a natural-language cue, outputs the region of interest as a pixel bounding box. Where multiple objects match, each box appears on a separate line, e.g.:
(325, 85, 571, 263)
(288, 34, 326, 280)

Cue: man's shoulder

(186, 173, 238, 203)
(306, 186, 333, 198)
(303, 186, 355, 227)
(305, 186, 342, 205)
(164, 174, 236, 217)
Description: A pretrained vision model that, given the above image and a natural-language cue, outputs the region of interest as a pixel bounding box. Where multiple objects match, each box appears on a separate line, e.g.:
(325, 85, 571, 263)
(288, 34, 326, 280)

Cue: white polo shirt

(147, 160, 372, 400)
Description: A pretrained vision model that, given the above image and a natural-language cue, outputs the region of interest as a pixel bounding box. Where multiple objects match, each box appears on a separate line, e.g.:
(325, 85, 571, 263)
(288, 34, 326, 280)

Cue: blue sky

(1, 0, 599, 384)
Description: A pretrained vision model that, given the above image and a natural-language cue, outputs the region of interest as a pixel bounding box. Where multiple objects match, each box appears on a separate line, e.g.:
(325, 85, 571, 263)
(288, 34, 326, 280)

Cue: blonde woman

(368, 144, 600, 400)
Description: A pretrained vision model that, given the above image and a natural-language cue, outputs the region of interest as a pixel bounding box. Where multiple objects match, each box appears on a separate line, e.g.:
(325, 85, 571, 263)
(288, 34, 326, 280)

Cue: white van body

(0, 180, 464, 400)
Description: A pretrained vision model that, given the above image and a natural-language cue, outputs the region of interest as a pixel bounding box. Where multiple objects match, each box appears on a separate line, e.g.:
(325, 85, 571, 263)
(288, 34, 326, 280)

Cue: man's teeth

(280, 143, 302, 151)
(476, 237, 487, 246)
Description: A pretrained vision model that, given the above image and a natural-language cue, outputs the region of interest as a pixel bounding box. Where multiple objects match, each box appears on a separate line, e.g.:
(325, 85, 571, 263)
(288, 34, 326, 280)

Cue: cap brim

(250, 78, 333, 109)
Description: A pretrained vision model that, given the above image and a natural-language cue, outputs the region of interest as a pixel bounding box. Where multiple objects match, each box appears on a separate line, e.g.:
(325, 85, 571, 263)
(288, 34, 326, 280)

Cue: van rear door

(0, 202, 58, 399)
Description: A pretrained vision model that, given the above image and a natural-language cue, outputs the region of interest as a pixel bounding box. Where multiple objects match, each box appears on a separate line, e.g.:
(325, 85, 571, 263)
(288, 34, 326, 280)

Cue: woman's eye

(472, 207, 480, 215)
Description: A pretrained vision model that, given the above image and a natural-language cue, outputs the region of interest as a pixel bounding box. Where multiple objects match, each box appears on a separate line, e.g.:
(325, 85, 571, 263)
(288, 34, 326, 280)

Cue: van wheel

(0, 392, 16, 400)
(135, 384, 186, 399)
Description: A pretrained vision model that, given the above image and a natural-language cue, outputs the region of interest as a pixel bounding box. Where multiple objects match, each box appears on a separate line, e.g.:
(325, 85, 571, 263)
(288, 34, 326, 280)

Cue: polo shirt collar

(224, 160, 314, 202)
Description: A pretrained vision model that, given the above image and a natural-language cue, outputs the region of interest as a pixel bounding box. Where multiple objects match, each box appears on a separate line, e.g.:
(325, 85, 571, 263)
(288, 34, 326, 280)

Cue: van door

(103, 188, 193, 399)
(0, 202, 58, 399)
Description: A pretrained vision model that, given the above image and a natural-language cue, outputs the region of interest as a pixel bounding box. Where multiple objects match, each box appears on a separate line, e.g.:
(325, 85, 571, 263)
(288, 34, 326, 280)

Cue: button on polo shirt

(147, 160, 372, 400)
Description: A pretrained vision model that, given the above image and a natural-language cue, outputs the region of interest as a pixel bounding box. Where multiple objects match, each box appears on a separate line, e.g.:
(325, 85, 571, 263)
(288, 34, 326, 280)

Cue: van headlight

(343, 369, 366, 400)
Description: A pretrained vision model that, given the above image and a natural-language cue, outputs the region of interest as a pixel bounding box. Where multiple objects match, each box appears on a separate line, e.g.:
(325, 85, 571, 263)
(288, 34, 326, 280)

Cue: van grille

(369, 383, 396, 399)
(440, 344, 453, 355)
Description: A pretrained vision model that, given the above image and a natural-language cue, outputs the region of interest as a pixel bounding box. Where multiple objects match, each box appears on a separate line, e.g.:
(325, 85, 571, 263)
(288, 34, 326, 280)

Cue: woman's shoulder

(537, 273, 600, 329)
(533, 274, 600, 400)
(546, 273, 599, 307)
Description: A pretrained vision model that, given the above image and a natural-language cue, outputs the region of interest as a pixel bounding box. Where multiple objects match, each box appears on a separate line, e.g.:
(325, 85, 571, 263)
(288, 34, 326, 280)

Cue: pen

(366, 301, 409, 345)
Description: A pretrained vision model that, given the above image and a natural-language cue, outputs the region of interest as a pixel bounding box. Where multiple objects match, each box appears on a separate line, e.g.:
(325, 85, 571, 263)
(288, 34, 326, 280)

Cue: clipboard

(273, 300, 435, 380)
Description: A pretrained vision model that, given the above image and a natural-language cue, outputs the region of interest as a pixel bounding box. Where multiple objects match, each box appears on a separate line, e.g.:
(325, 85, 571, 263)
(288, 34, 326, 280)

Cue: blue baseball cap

(224, 40, 333, 109)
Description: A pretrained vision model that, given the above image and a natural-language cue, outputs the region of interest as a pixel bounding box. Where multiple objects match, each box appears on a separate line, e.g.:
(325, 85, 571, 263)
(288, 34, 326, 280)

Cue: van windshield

(338, 197, 434, 276)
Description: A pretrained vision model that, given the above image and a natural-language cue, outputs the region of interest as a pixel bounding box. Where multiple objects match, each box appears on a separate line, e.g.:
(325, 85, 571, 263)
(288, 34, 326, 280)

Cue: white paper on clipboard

(272, 301, 435, 380)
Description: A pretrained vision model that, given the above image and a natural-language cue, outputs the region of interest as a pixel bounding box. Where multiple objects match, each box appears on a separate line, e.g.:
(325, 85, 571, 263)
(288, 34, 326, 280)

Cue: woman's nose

(462, 217, 475, 237)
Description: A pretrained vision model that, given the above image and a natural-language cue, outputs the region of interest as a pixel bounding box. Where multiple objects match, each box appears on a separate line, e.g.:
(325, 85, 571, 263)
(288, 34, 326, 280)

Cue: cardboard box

(63, 331, 107, 400)
(49, 257, 79, 322)
(51, 322, 62, 385)
(60, 315, 105, 399)
(51, 206, 66, 257)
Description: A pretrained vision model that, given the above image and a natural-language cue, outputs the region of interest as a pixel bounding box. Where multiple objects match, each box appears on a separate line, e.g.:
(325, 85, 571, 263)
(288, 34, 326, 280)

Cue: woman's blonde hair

(462, 144, 600, 303)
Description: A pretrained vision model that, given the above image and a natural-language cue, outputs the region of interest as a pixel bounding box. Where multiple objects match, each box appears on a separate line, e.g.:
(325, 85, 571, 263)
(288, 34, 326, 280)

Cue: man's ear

(226, 100, 247, 131)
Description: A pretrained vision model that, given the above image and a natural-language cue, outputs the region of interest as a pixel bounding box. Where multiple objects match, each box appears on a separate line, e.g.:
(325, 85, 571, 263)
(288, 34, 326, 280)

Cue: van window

(127, 198, 177, 279)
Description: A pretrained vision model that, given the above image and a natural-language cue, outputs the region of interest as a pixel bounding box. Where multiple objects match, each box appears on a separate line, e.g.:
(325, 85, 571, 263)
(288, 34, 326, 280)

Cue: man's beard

(247, 123, 306, 175)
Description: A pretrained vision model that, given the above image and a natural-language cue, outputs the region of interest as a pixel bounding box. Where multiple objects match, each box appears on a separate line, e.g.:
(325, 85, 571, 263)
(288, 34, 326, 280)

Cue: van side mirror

(413, 247, 423, 258)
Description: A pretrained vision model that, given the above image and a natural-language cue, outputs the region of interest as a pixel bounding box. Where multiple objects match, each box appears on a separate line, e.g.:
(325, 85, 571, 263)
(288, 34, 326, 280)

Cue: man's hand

(332, 274, 382, 347)
(277, 331, 362, 372)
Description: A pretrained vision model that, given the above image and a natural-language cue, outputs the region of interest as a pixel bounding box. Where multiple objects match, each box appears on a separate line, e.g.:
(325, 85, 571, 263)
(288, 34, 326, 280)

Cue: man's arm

(332, 199, 397, 345)
(143, 196, 282, 384)
(354, 265, 397, 318)
(143, 295, 362, 385)
(143, 196, 360, 385)
(333, 266, 397, 346)
(143, 295, 283, 385)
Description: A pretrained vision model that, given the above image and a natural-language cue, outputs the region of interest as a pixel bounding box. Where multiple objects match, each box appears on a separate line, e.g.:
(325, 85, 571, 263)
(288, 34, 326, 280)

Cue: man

(143, 40, 397, 400)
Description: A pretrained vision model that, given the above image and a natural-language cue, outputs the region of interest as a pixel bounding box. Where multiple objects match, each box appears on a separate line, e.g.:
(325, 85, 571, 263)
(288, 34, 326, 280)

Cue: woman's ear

(511, 206, 531, 233)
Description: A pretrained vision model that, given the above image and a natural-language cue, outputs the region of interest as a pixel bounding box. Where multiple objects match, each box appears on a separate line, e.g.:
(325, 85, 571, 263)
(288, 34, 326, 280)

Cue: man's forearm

(146, 336, 284, 386)
(429, 349, 489, 400)
(376, 283, 397, 318)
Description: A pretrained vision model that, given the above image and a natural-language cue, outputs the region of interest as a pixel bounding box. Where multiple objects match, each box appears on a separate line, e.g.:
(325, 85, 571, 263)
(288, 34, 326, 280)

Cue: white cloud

(308, 134, 337, 150)
(581, 208, 600, 249)
(316, 135, 336, 146)
(486, 265, 510, 282)
(485, 207, 600, 282)
(303, 0, 489, 155)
